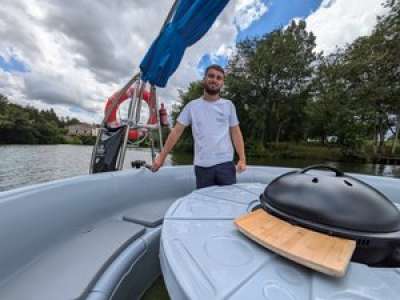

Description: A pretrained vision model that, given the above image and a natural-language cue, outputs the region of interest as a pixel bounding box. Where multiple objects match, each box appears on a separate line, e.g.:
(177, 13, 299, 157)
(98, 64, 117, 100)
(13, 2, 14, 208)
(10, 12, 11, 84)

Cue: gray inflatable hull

(0, 166, 194, 300)
(0, 166, 399, 300)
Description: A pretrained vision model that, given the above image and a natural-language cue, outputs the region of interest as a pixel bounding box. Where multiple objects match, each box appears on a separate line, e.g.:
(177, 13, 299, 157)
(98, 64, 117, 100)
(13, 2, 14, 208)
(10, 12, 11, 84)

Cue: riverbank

(63, 135, 97, 145)
(245, 142, 400, 164)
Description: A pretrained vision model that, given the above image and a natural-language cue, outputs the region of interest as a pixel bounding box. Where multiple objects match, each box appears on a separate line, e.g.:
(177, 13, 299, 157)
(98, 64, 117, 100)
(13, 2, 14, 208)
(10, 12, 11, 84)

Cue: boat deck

(161, 183, 400, 300)
(0, 167, 194, 300)
(1, 166, 399, 299)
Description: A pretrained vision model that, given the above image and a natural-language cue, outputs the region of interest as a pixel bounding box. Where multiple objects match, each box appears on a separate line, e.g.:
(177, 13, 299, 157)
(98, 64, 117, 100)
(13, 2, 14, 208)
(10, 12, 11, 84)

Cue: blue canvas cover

(140, 0, 230, 87)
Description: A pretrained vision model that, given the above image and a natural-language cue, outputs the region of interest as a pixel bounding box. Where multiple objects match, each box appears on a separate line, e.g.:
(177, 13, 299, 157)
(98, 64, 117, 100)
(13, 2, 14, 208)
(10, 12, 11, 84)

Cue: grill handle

(300, 165, 344, 177)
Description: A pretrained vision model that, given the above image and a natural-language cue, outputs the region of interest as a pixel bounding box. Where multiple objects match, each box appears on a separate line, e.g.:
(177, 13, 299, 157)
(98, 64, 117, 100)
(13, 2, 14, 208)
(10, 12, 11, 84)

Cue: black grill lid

(260, 165, 400, 233)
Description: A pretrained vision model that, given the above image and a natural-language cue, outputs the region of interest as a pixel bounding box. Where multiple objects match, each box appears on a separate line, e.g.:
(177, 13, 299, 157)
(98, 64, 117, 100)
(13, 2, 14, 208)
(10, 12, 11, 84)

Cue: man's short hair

(205, 64, 225, 77)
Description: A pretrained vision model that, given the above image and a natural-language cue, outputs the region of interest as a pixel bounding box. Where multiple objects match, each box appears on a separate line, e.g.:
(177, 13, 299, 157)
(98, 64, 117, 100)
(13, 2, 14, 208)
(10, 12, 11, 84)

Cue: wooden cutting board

(234, 209, 356, 277)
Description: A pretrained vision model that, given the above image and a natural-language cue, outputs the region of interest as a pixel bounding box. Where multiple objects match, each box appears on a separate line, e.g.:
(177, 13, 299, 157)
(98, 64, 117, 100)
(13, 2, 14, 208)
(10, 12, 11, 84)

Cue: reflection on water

(0, 145, 399, 192)
(170, 152, 400, 178)
(0, 145, 172, 192)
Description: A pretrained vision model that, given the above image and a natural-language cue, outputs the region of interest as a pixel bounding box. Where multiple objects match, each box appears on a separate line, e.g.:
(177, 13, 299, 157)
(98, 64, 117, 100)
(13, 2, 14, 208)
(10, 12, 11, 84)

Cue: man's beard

(204, 83, 221, 95)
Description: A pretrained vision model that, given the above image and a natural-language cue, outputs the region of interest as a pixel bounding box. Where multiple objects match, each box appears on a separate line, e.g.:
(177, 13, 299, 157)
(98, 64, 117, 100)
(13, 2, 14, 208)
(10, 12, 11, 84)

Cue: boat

(2, 1, 399, 299)
(1, 166, 400, 299)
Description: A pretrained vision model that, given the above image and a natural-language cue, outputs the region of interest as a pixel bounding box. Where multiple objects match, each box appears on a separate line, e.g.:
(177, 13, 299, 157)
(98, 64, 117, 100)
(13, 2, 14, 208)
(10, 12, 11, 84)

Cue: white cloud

(0, 0, 267, 123)
(0, 69, 25, 100)
(235, 0, 268, 31)
(0, 0, 389, 124)
(306, 0, 389, 54)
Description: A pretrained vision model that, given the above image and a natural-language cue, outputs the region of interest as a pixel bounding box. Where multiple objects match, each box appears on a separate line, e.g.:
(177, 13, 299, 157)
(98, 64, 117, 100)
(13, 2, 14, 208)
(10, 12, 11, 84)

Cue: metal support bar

(89, 127, 102, 174)
(131, 124, 159, 130)
(117, 79, 145, 170)
(150, 131, 156, 163)
(151, 86, 164, 150)
(127, 80, 139, 124)
(103, 72, 140, 126)
(134, 83, 145, 127)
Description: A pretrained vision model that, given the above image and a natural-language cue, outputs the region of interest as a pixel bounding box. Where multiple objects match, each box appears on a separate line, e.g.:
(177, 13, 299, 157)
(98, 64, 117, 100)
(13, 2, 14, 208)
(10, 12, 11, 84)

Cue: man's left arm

(230, 125, 247, 172)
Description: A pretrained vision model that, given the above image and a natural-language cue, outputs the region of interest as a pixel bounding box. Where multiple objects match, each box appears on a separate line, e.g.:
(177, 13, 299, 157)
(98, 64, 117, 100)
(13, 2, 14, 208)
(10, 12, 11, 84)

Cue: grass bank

(247, 142, 347, 162)
(246, 142, 400, 163)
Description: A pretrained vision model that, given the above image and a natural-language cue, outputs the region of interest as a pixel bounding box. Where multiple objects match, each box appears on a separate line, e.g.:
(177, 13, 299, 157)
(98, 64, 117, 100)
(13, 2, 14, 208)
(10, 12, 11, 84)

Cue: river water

(1, 144, 399, 192)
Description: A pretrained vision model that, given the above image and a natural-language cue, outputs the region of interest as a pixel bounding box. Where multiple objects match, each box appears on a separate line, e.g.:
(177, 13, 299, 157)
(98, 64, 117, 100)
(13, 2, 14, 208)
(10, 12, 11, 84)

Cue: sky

(0, 0, 389, 123)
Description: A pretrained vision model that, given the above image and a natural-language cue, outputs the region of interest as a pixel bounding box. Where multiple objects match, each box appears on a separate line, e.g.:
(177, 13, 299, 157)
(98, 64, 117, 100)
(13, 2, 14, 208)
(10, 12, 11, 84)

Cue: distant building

(66, 123, 98, 136)
(91, 126, 100, 137)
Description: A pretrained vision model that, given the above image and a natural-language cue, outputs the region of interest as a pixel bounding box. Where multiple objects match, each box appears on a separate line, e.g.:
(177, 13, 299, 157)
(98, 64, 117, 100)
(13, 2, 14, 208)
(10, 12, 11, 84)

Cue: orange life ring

(104, 87, 157, 140)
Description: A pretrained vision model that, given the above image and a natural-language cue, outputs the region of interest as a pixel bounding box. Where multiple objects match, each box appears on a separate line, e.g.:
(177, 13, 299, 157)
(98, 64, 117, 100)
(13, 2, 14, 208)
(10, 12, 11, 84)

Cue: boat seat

(123, 197, 177, 227)
(0, 220, 145, 300)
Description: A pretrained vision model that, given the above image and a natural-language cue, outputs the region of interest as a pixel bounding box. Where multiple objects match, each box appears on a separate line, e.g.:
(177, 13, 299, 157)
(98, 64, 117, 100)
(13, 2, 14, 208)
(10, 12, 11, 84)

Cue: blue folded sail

(140, 0, 230, 87)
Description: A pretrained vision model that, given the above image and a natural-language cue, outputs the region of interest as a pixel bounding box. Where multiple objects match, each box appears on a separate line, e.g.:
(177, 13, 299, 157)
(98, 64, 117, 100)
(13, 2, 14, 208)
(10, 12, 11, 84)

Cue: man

(152, 64, 246, 188)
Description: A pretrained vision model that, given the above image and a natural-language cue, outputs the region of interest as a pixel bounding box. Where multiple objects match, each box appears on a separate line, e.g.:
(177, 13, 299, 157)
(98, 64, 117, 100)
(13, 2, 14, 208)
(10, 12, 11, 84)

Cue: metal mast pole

(90, 0, 180, 173)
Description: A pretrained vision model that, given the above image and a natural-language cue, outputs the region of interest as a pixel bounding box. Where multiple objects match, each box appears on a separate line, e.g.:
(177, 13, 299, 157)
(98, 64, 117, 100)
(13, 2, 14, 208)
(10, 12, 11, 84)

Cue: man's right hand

(151, 122, 185, 172)
(151, 154, 165, 172)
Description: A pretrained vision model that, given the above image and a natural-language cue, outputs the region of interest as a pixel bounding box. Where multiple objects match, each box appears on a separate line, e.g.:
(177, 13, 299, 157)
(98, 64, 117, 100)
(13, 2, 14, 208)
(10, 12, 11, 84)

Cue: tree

(307, 53, 346, 145)
(0, 95, 68, 144)
(224, 39, 258, 144)
(225, 20, 318, 145)
(378, 0, 400, 153)
(343, 0, 400, 154)
(173, 3, 399, 159)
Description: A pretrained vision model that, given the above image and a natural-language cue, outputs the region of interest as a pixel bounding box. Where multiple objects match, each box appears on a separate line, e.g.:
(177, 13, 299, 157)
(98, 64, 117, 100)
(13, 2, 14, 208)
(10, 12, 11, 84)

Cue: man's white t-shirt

(177, 97, 239, 167)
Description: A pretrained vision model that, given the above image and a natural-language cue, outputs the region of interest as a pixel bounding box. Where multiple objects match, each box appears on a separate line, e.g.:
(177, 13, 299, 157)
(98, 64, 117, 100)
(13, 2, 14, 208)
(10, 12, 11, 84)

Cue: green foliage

(0, 95, 78, 145)
(175, 2, 400, 159)
(336, 0, 400, 154)
(79, 135, 97, 145)
(224, 20, 318, 144)
(266, 143, 344, 161)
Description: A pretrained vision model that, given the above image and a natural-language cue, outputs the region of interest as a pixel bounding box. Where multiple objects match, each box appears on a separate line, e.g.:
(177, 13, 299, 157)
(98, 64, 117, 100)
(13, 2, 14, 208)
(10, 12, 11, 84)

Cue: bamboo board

(234, 209, 356, 277)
